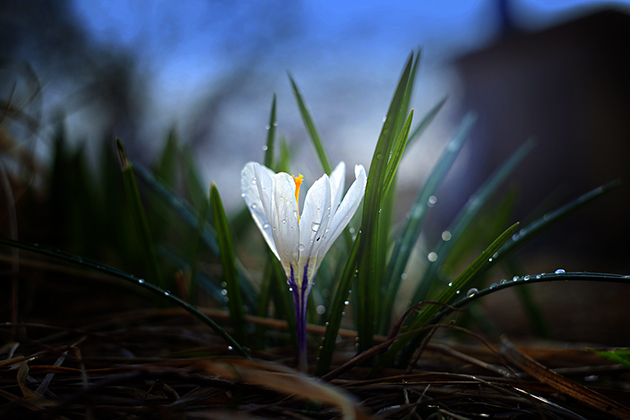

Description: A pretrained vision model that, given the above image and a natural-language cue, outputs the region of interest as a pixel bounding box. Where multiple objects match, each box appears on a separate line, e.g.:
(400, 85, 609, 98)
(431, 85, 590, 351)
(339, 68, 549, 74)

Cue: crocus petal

(297, 172, 332, 287)
(322, 164, 367, 254)
(270, 172, 299, 277)
(241, 162, 279, 259)
(328, 161, 346, 218)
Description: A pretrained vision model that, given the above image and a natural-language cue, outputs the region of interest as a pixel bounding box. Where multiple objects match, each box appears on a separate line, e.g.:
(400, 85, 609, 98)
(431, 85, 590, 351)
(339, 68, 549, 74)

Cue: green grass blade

(116, 139, 165, 292)
(182, 145, 209, 213)
(132, 162, 258, 309)
(592, 349, 630, 369)
(356, 52, 414, 352)
(264, 94, 277, 169)
(373, 222, 519, 373)
(383, 110, 414, 195)
(0, 236, 251, 359)
(406, 96, 447, 151)
(378, 114, 475, 334)
(393, 50, 420, 138)
(288, 74, 332, 174)
(154, 128, 179, 189)
(431, 271, 630, 326)
(316, 232, 362, 377)
(210, 183, 248, 345)
(411, 138, 535, 304)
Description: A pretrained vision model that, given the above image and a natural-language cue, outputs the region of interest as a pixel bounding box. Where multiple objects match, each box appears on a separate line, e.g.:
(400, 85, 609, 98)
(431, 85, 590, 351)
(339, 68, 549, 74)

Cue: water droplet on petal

(523, 275, 530, 281)
(221, 289, 228, 296)
(265, 124, 270, 130)
(467, 288, 478, 298)
(316, 305, 326, 315)
(250, 203, 257, 210)
(263, 223, 269, 229)
(251, 178, 257, 185)
(228, 345, 233, 350)
(441, 230, 452, 241)
(344, 300, 350, 305)
(427, 252, 438, 262)
(164, 291, 170, 296)
(500, 279, 507, 285)
(448, 282, 453, 287)
(311, 222, 321, 232)
(298, 244, 305, 251)
(427, 195, 437, 207)
(401, 273, 408, 280)
(281, 219, 287, 224)
(555, 268, 566, 275)
(512, 276, 519, 282)
(138, 279, 145, 284)
(489, 283, 497, 289)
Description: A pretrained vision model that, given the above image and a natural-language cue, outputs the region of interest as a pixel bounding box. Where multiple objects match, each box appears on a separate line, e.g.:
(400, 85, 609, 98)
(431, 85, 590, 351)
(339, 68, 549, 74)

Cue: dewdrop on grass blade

(241, 161, 366, 372)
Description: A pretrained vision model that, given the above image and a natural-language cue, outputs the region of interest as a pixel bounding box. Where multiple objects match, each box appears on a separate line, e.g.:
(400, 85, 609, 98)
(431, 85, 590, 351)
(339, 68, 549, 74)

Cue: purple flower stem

(289, 263, 310, 373)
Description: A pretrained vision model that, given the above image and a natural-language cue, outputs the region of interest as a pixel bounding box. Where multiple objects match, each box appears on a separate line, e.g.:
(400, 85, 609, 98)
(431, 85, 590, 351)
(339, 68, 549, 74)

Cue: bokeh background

(2, 0, 630, 344)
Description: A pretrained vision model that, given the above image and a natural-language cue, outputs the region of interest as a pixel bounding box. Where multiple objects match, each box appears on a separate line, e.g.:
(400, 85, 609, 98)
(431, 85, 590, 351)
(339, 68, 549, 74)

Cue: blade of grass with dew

(382, 110, 414, 195)
(492, 180, 620, 264)
(116, 138, 165, 292)
(430, 271, 630, 327)
(373, 222, 519, 373)
(316, 232, 362, 376)
(187, 196, 210, 305)
(0, 236, 251, 359)
(356, 52, 414, 352)
(392, 50, 421, 138)
(411, 139, 535, 305)
(265, 94, 277, 169)
(405, 97, 447, 151)
(503, 257, 550, 338)
(378, 114, 475, 334)
(288, 74, 332, 175)
(210, 183, 248, 346)
(132, 161, 258, 309)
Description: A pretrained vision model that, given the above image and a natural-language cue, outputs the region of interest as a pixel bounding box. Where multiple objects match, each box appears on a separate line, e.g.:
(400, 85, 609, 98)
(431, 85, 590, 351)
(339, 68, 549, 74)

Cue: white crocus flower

(241, 161, 367, 370)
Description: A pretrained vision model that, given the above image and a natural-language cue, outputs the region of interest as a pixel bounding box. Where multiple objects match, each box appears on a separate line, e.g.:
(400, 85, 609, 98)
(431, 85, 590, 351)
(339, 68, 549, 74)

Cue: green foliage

(211, 183, 247, 346)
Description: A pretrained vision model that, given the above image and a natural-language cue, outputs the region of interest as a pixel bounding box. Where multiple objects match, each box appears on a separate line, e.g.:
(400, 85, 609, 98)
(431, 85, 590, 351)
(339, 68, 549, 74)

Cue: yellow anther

(293, 174, 303, 222)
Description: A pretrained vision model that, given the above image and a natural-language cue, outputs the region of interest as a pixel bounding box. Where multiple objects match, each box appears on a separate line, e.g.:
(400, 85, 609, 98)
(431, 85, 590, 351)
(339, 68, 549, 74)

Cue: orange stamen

(293, 174, 303, 222)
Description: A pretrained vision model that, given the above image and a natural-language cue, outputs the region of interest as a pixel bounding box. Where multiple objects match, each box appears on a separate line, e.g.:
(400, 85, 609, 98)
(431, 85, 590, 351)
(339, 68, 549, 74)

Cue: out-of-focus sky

(61, 0, 630, 208)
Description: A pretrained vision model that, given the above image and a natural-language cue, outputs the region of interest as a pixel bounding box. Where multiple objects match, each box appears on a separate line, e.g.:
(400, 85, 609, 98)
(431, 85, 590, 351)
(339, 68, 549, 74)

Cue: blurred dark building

(448, 7, 630, 345)
(450, 8, 630, 273)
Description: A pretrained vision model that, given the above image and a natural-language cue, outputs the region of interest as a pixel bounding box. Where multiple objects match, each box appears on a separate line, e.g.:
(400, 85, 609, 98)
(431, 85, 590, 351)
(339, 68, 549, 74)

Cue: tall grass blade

(356, 52, 414, 352)
(210, 183, 248, 345)
(288, 74, 332, 174)
(383, 110, 414, 195)
(316, 233, 362, 376)
(0, 236, 251, 359)
(411, 139, 535, 304)
(116, 138, 165, 291)
(132, 162, 259, 309)
(265, 94, 277, 169)
(406, 96, 447, 151)
(379, 114, 475, 334)
(373, 222, 519, 373)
